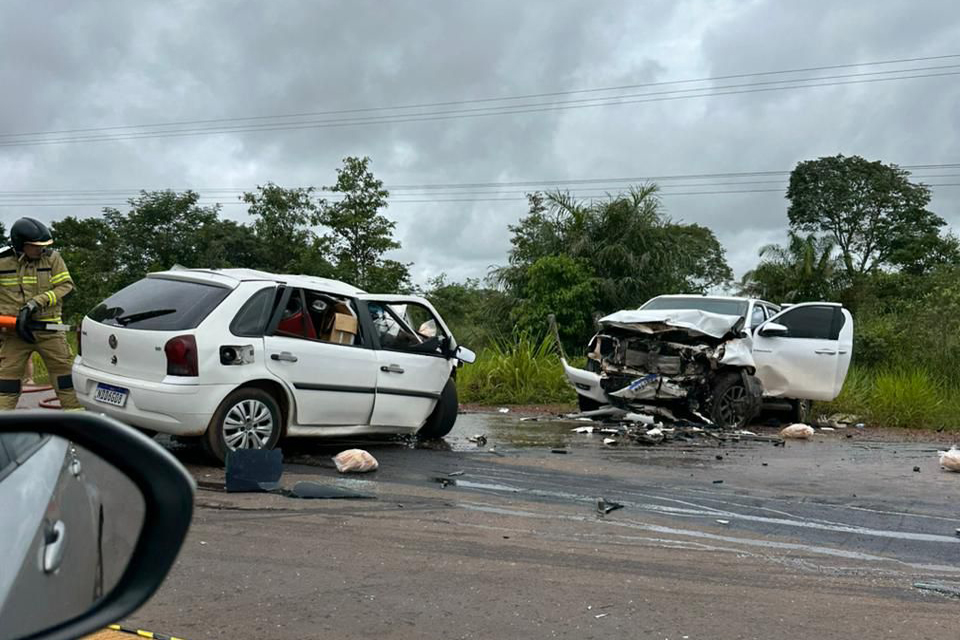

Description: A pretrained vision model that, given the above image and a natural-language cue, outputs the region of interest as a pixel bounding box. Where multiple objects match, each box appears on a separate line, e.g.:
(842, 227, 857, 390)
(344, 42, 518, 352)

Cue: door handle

(43, 520, 67, 574)
(814, 349, 837, 355)
(380, 364, 405, 374)
(271, 352, 298, 363)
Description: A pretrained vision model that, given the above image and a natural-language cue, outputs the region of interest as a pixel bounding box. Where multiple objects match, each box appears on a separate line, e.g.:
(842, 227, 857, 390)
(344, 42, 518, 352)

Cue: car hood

(598, 309, 744, 340)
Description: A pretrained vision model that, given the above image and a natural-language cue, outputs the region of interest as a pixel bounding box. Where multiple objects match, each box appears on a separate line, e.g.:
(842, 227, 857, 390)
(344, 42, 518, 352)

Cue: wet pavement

(130, 412, 959, 638)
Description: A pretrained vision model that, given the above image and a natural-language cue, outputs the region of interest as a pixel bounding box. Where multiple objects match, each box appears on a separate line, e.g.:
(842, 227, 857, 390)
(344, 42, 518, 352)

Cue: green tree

(496, 186, 732, 343)
(319, 157, 410, 292)
(103, 190, 224, 285)
(739, 232, 839, 302)
(511, 255, 597, 351)
(50, 216, 120, 321)
(787, 155, 949, 279)
(242, 183, 328, 274)
(422, 274, 513, 347)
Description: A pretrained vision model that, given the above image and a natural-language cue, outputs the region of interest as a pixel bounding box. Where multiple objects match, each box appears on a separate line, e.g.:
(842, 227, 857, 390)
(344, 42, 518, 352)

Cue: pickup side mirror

(455, 345, 476, 364)
(758, 321, 789, 338)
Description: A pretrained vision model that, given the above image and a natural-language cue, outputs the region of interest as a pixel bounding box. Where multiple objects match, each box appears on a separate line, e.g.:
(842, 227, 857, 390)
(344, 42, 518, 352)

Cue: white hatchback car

(72, 268, 475, 462)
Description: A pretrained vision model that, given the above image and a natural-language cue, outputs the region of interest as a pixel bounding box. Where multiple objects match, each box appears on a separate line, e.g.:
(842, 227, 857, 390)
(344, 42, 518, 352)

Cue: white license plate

(94, 383, 129, 407)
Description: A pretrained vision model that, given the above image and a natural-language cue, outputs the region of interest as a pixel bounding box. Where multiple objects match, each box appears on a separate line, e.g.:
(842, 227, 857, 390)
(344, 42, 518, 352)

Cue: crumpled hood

(598, 309, 744, 340)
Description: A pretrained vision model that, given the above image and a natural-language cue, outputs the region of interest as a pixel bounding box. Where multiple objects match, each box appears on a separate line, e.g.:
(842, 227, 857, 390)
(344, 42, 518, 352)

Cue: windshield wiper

(115, 308, 177, 326)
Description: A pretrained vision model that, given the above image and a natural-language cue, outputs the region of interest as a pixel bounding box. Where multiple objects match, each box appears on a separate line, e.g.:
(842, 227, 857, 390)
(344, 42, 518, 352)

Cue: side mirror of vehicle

(758, 321, 789, 338)
(0, 412, 195, 640)
(455, 346, 477, 364)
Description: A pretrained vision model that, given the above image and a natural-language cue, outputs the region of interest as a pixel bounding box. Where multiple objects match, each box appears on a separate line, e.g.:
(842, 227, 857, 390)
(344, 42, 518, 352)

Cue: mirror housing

(455, 345, 477, 364)
(0, 412, 194, 640)
(758, 321, 789, 338)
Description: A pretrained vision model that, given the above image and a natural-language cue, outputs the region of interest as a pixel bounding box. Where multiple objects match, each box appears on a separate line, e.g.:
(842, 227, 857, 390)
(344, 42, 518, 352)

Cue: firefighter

(0, 217, 82, 410)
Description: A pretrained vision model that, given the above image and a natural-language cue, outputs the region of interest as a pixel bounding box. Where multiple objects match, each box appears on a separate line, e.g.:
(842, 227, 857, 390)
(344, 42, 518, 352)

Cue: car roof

(149, 268, 366, 296)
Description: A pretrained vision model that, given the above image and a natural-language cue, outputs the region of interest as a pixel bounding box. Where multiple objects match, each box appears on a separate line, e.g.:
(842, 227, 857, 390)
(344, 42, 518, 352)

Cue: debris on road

(448, 470, 465, 477)
(780, 424, 815, 439)
(285, 481, 376, 500)
(716, 519, 730, 525)
(435, 476, 456, 488)
(596, 497, 623, 514)
(572, 425, 596, 434)
(914, 466, 921, 473)
(603, 437, 618, 446)
(913, 581, 960, 598)
(938, 447, 960, 472)
(498, 407, 510, 413)
(333, 449, 379, 473)
(551, 449, 569, 454)
(225, 448, 284, 493)
(468, 434, 488, 446)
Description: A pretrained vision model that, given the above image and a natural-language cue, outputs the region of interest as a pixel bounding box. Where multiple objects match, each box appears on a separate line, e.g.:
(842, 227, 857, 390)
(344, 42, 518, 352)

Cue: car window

(274, 288, 361, 346)
(0, 435, 13, 480)
(367, 302, 444, 353)
(774, 305, 842, 340)
(750, 304, 766, 328)
(89, 276, 232, 330)
(231, 286, 277, 337)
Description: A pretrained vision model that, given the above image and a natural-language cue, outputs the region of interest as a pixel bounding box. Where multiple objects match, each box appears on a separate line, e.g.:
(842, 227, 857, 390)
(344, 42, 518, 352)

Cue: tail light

(165, 335, 198, 376)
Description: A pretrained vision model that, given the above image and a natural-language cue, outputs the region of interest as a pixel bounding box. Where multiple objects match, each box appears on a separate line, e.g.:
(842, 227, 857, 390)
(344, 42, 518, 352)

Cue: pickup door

(752, 303, 853, 401)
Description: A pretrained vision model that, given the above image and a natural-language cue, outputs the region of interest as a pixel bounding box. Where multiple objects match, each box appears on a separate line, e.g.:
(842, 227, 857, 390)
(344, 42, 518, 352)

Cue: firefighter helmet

(10, 217, 53, 252)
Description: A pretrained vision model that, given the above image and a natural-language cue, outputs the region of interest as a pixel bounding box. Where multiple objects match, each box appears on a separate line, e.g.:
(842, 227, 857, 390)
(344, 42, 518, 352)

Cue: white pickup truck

(563, 295, 854, 427)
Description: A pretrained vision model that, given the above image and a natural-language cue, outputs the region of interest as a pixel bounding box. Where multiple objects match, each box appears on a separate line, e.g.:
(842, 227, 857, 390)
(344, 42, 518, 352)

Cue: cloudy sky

(2, 0, 959, 287)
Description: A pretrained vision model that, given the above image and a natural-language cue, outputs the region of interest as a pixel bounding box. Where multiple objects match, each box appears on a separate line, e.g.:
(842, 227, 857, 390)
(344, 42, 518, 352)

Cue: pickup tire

(788, 399, 812, 424)
(418, 378, 458, 439)
(709, 372, 762, 428)
(204, 388, 282, 464)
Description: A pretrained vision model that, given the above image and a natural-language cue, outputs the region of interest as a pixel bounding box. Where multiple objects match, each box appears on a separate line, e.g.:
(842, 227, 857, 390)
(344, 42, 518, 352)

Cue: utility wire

(2, 53, 958, 140)
(2, 68, 959, 147)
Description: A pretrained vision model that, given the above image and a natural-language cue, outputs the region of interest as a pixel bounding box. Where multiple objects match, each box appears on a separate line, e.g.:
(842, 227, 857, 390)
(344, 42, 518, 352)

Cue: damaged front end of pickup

(562, 309, 763, 428)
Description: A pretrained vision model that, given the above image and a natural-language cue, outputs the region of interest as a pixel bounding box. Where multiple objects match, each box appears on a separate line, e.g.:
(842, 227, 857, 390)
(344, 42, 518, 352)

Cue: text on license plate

(94, 383, 129, 407)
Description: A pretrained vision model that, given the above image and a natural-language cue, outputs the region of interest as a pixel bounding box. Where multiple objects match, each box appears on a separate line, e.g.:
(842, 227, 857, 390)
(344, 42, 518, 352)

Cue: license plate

(94, 383, 129, 407)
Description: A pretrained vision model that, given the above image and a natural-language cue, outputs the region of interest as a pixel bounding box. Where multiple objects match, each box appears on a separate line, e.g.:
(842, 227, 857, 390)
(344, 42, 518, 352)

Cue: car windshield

(641, 296, 749, 317)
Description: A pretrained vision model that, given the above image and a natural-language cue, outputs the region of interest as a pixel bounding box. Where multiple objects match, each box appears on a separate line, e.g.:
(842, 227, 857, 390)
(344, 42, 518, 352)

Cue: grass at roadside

(457, 332, 577, 405)
(818, 365, 960, 431)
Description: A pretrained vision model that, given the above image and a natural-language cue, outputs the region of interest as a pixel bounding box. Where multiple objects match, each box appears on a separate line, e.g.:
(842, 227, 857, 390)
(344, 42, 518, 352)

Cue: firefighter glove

(16, 301, 39, 344)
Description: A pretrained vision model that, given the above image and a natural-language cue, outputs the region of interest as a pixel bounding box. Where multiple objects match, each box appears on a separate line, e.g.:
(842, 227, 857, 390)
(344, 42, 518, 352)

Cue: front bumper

(72, 360, 232, 436)
(562, 359, 609, 404)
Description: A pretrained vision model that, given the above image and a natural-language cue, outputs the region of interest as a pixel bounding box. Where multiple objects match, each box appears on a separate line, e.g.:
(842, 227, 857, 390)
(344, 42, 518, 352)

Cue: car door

(262, 287, 377, 427)
(359, 298, 453, 429)
(0, 434, 101, 637)
(752, 303, 851, 401)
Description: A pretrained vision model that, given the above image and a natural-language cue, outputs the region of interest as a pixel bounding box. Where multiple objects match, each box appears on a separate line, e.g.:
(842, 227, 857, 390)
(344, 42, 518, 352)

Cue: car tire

(709, 372, 761, 428)
(788, 399, 812, 424)
(577, 395, 602, 413)
(418, 378, 458, 439)
(204, 388, 283, 464)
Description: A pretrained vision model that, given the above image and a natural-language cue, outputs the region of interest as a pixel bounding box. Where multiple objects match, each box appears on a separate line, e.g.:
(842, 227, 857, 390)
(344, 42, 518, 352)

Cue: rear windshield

(88, 277, 232, 330)
(641, 296, 748, 317)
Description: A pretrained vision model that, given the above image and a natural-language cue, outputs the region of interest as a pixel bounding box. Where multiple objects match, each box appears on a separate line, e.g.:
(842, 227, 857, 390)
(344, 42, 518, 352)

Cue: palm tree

(740, 232, 838, 302)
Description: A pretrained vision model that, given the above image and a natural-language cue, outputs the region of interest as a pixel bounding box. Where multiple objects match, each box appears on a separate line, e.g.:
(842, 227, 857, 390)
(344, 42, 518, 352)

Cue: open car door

(752, 302, 853, 401)
(357, 296, 455, 429)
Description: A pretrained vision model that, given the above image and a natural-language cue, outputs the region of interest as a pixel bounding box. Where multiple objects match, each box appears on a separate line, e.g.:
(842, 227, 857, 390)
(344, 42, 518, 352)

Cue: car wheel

(789, 399, 812, 424)
(709, 372, 761, 428)
(418, 378, 458, 439)
(577, 395, 602, 413)
(204, 388, 282, 464)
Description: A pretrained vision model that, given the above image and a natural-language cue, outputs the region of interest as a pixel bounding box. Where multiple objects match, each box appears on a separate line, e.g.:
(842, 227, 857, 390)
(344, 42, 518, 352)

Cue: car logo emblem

(109, 335, 118, 349)
(111, 355, 118, 365)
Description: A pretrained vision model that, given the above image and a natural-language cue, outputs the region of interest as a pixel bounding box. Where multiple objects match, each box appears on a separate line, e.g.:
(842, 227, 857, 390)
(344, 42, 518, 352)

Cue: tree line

(9, 153, 957, 377)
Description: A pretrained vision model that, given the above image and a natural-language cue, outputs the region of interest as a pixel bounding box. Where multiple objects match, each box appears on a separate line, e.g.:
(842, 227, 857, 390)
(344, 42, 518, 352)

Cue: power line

(3, 53, 958, 140)
(2, 68, 959, 148)
(2, 164, 958, 197)
(4, 183, 960, 208)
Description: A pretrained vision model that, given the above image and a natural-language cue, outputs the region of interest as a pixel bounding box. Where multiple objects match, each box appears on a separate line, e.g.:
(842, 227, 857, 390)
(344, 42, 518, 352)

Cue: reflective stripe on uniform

(45, 291, 56, 305)
(50, 271, 71, 284)
(38, 316, 62, 322)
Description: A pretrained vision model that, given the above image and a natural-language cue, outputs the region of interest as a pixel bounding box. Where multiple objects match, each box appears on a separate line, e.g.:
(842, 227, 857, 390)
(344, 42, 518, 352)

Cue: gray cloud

(2, 0, 959, 291)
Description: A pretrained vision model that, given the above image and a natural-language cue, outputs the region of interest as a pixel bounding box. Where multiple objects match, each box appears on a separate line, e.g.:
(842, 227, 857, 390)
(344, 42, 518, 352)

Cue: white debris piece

(572, 426, 596, 434)
(938, 447, 960, 472)
(646, 428, 663, 437)
(603, 437, 618, 446)
(498, 407, 510, 413)
(780, 423, 815, 439)
(333, 449, 379, 473)
(819, 426, 835, 432)
(623, 412, 657, 425)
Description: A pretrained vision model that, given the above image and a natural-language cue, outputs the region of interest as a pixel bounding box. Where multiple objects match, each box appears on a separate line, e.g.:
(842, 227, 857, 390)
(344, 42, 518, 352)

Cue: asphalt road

(115, 413, 959, 639)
